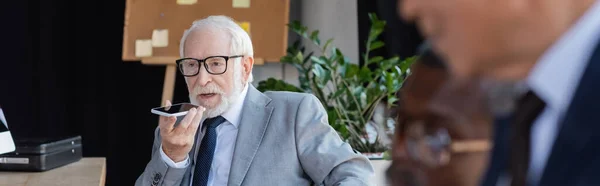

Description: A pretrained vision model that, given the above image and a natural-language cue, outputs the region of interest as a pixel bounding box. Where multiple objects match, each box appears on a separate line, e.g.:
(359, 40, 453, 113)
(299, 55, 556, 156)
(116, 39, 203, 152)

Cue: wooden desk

(0, 158, 106, 186)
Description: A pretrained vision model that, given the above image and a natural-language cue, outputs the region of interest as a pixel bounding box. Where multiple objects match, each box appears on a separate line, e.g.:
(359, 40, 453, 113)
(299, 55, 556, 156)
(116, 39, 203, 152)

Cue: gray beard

(480, 80, 527, 117)
(190, 84, 243, 119)
(190, 82, 245, 119)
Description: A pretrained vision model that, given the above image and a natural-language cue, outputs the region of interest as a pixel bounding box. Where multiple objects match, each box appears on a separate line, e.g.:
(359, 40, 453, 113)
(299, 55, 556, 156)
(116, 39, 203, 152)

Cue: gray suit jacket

(135, 85, 375, 186)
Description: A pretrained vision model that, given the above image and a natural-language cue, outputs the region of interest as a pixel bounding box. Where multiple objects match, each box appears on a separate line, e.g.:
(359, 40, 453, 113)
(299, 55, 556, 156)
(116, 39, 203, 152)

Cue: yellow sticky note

(135, 39, 153, 57)
(177, 0, 197, 5)
(152, 29, 169, 47)
(232, 0, 250, 8)
(237, 22, 250, 34)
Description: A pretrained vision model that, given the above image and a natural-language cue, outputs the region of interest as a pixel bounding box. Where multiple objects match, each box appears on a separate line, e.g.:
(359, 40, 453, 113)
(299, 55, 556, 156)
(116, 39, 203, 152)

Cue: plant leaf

(368, 13, 378, 22)
(345, 64, 359, 78)
(330, 88, 346, 100)
(312, 64, 330, 87)
(295, 51, 304, 63)
(311, 56, 327, 66)
(394, 65, 402, 74)
(337, 62, 347, 77)
(312, 64, 324, 78)
(280, 56, 293, 63)
(288, 20, 307, 36)
(323, 38, 334, 52)
(385, 71, 394, 91)
(256, 78, 303, 93)
(310, 30, 321, 46)
(288, 40, 301, 54)
(322, 56, 333, 69)
(291, 63, 306, 73)
(369, 41, 385, 51)
(387, 96, 399, 107)
(382, 57, 399, 70)
(332, 48, 347, 66)
(400, 56, 417, 71)
(322, 68, 332, 86)
(335, 48, 344, 58)
(360, 92, 367, 109)
(359, 66, 373, 82)
(303, 51, 314, 65)
(367, 56, 384, 65)
(327, 107, 338, 127)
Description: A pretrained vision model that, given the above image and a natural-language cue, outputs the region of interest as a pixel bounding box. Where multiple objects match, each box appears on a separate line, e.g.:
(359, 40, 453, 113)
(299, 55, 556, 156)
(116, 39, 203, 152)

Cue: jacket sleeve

(294, 94, 375, 186)
(135, 127, 189, 186)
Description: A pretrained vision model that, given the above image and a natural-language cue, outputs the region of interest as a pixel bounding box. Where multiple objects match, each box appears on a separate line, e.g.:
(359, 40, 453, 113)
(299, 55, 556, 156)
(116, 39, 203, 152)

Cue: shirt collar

(526, 0, 600, 113)
(220, 83, 249, 128)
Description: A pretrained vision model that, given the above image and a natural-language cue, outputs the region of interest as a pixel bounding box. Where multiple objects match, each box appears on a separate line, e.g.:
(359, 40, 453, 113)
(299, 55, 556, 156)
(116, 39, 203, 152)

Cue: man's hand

(160, 100, 205, 162)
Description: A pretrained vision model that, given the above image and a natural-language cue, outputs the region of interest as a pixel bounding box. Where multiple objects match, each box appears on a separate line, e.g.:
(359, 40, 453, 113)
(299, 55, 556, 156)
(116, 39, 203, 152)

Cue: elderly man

(398, 0, 600, 186)
(135, 15, 374, 186)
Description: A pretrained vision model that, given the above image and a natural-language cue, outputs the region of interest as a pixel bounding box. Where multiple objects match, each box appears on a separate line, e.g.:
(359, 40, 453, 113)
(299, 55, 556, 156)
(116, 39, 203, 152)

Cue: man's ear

(243, 56, 254, 81)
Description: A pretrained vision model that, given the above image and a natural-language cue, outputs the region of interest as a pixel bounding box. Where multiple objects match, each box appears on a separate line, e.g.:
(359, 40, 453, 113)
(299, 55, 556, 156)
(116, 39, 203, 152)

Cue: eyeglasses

(396, 117, 490, 168)
(175, 55, 243, 77)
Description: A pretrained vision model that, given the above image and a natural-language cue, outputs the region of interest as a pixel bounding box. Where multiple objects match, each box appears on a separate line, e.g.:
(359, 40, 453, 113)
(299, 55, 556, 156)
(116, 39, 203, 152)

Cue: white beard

(189, 62, 245, 119)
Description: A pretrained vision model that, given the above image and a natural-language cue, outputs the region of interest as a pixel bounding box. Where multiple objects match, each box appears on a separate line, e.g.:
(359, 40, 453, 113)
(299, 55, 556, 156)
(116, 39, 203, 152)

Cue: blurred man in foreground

(135, 15, 373, 186)
(387, 47, 493, 186)
(399, 0, 600, 185)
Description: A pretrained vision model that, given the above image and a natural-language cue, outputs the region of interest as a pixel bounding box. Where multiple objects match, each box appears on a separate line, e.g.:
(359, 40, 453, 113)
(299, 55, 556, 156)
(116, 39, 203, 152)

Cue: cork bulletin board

(122, 0, 291, 64)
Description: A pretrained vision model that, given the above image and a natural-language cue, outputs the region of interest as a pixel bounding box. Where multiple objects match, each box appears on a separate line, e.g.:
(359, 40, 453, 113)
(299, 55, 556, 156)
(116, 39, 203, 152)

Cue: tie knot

(203, 116, 226, 128)
(518, 90, 546, 110)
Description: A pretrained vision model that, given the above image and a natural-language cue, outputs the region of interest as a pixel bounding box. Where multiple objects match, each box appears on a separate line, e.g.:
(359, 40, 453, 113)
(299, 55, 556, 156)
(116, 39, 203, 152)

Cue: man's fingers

(186, 106, 205, 135)
(159, 116, 177, 133)
(175, 108, 197, 133)
(164, 100, 172, 110)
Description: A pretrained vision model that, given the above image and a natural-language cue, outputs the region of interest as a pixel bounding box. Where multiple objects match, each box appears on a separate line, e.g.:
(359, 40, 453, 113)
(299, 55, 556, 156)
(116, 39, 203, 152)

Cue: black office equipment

(0, 136, 82, 172)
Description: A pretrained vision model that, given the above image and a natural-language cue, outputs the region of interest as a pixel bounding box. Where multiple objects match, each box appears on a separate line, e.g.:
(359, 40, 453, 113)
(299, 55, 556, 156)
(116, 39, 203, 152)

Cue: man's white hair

(180, 15, 254, 82)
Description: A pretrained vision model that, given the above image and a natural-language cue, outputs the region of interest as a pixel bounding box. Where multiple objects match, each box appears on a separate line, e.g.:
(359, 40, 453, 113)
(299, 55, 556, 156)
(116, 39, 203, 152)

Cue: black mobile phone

(150, 103, 199, 117)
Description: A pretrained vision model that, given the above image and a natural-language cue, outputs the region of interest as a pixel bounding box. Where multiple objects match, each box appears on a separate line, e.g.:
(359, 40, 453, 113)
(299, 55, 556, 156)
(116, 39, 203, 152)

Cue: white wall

(251, 0, 359, 87)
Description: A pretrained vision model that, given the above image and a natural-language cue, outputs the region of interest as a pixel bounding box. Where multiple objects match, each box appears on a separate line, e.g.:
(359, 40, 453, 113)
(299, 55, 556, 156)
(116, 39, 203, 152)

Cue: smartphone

(151, 103, 199, 117)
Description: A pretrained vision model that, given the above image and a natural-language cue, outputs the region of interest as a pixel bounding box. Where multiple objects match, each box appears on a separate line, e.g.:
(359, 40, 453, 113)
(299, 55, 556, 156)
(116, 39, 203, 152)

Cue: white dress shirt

(159, 84, 249, 186)
(525, 1, 600, 185)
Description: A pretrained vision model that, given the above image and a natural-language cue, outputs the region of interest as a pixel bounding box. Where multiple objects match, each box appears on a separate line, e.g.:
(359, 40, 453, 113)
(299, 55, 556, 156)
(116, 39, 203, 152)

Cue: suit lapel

(538, 43, 600, 186)
(227, 85, 273, 186)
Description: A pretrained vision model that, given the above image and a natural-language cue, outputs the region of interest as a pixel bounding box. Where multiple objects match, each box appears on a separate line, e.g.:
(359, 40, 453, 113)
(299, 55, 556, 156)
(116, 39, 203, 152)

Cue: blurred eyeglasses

(396, 115, 490, 168)
(176, 55, 243, 76)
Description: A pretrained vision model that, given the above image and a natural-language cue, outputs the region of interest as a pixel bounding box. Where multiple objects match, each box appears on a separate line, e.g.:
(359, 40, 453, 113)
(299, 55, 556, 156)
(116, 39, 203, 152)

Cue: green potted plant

(257, 13, 416, 158)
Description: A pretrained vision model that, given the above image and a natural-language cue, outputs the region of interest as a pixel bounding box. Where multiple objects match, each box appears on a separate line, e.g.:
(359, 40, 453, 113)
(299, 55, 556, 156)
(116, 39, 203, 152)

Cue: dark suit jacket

(481, 42, 600, 186)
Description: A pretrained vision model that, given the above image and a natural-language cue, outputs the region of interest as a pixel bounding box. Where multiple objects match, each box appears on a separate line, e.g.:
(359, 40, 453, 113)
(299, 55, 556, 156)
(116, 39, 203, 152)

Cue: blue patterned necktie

(192, 116, 226, 186)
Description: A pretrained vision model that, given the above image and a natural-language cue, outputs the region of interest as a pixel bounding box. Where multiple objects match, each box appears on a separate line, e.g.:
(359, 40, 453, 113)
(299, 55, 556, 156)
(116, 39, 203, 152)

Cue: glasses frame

(175, 55, 244, 77)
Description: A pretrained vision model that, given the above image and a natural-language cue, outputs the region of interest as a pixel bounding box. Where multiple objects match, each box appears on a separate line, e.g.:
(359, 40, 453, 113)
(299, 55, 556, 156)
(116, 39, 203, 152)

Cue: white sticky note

(135, 39, 153, 57)
(152, 29, 169, 47)
(232, 0, 250, 8)
(177, 0, 197, 5)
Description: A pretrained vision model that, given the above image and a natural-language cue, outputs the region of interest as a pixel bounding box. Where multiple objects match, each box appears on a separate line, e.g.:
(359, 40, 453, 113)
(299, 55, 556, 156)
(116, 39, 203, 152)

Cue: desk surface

(0, 157, 106, 186)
